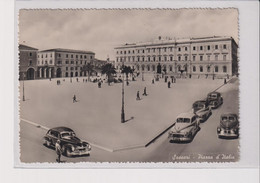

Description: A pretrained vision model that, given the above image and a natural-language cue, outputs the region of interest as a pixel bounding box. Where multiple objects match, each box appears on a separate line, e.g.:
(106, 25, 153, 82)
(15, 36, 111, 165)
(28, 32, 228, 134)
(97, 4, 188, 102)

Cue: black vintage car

(217, 113, 239, 139)
(43, 127, 91, 157)
(207, 91, 223, 109)
(192, 100, 212, 122)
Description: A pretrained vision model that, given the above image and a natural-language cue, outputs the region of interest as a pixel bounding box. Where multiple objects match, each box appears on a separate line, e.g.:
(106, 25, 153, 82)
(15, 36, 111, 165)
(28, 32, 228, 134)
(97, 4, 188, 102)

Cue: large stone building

(114, 36, 238, 77)
(37, 48, 96, 78)
(19, 44, 38, 80)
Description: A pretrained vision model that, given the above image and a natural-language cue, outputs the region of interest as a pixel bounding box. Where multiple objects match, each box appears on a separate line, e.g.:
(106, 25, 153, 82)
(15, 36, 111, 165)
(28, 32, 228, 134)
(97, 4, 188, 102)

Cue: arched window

(207, 66, 210, 72)
(147, 65, 150, 71)
(223, 66, 227, 73)
(152, 65, 155, 71)
(169, 65, 173, 71)
(215, 66, 218, 72)
(184, 65, 187, 72)
(200, 66, 203, 72)
(141, 65, 145, 71)
(193, 66, 196, 72)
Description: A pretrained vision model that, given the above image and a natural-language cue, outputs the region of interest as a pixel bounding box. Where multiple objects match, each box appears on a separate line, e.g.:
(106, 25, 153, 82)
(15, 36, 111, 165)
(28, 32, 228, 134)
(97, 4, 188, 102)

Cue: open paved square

(20, 75, 225, 150)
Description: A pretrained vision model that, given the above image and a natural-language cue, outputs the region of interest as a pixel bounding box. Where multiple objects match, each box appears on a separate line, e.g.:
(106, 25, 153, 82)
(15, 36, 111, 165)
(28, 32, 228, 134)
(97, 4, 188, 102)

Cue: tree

(81, 63, 94, 81)
(121, 65, 133, 83)
(101, 63, 117, 85)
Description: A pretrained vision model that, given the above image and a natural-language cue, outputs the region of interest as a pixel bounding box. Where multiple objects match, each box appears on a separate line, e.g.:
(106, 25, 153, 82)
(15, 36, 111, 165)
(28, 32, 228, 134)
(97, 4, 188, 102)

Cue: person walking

(143, 87, 147, 96)
(73, 95, 77, 103)
(168, 81, 171, 88)
(224, 78, 227, 84)
(152, 79, 155, 84)
(55, 139, 62, 163)
(136, 91, 141, 100)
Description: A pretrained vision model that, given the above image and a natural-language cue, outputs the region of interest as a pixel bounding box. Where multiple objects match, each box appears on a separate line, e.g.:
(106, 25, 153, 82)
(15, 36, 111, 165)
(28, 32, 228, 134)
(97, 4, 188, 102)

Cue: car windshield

(222, 116, 235, 122)
(61, 132, 75, 138)
(177, 118, 190, 123)
(209, 94, 217, 98)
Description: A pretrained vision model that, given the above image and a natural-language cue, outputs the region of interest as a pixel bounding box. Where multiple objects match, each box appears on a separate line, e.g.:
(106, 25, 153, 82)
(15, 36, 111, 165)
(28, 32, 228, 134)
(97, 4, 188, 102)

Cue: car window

(229, 116, 235, 121)
(222, 116, 228, 121)
(177, 118, 190, 123)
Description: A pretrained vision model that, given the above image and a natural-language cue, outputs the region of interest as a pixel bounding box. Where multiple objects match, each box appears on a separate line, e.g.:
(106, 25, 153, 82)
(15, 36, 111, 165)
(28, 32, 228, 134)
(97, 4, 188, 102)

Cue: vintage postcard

(17, 8, 241, 165)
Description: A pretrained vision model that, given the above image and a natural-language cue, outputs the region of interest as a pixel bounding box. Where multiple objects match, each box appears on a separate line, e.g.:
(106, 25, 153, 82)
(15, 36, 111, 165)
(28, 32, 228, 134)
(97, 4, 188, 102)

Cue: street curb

(20, 118, 49, 131)
(145, 123, 176, 147)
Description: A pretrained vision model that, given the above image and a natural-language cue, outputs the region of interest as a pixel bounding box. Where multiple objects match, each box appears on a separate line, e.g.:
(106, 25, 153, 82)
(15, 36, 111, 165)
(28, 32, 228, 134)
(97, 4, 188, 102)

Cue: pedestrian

(70, 78, 72, 83)
(127, 81, 129, 86)
(168, 81, 171, 88)
(83, 79, 85, 82)
(76, 78, 78, 82)
(152, 79, 154, 84)
(73, 95, 77, 103)
(143, 87, 147, 96)
(55, 139, 62, 163)
(98, 81, 101, 88)
(224, 78, 227, 84)
(171, 76, 173, 83)
(174, 76, 176, 83)
(136, 91, 141, 100)
(165, 76, 168, 83)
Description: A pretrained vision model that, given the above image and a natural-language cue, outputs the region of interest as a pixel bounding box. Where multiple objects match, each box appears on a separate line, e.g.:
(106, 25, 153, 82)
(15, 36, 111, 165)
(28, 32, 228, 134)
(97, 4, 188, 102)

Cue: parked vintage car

(43, 127, 91, 157)
(168, 113, 200, 142)
(207, 91, 223, 109)
(217, 113, 239, 139)
(192, 100, 212, 122)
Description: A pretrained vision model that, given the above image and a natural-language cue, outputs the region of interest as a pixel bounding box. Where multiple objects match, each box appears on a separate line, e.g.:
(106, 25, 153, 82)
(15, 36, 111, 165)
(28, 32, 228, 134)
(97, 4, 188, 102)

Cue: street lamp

(22, 72, 25, 101)
(121, 64, 125, 123)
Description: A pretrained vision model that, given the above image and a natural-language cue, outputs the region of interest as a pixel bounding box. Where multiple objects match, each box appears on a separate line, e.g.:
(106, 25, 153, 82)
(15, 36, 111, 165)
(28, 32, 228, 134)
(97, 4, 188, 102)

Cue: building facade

(114, 36, 238, 77)
(36, 48, 95, 79)
(19, 44, 38, 80)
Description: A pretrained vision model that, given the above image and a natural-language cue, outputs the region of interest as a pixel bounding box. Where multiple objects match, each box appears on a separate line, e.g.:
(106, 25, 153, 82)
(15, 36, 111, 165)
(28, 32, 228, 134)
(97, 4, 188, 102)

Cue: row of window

(122, 64, 228, 73)
(116, 54, 227, 62)
(65, 67, 82, 71)
(116, 44, 228, 55)
(38, 60, 91, 65)
(37, 53, 93, 59)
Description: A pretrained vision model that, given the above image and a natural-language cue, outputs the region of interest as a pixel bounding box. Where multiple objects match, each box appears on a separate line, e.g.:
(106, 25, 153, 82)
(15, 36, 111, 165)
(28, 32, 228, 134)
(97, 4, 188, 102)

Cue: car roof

(50, 127, 74, 133)
(208, 91, 220, 95)
(221, 113, 238, 118)
(177, 112, 195, 119)
(193, 100, 207, 104)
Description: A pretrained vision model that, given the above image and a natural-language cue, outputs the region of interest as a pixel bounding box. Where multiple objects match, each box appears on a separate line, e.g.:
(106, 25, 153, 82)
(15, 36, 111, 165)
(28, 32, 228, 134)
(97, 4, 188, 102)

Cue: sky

(19, 9, 238, 60)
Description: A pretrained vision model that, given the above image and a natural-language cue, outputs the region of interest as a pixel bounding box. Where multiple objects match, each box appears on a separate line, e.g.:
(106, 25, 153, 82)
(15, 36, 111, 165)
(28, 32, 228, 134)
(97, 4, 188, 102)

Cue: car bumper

(217, 130, 238, 138)
(68, 149, 91, 156)
(169, 134, 191, 142)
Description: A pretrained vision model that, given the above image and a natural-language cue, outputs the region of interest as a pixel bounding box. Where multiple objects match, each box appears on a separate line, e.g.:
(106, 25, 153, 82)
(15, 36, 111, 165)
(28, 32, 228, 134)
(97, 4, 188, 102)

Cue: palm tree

(101, 63, 117, 85)
(121, 65, 133, 83)
(81, 63, 94, 81)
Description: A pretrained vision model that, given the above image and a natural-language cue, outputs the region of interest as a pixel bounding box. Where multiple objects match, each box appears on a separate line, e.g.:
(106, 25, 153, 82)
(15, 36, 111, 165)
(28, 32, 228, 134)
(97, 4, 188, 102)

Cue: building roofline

(114, 36, 238, 49)
(38, 48, 95, 54)
(19, 44, 38, 51)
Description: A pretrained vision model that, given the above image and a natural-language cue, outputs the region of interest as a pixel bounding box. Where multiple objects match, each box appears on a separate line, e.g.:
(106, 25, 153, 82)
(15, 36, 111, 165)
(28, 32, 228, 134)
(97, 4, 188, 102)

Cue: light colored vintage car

(168, 113, 200, 142)
(217, 113, 239, 139)
(192, 100, 212, 122)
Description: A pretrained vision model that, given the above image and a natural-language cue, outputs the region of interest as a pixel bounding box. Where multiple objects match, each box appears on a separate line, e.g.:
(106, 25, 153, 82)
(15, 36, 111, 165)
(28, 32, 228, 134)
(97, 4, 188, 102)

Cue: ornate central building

(114, 36, 238, 77)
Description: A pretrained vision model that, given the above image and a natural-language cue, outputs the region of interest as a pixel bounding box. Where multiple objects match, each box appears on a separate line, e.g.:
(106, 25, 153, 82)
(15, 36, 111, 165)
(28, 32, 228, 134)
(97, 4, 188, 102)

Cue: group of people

(136, 87, 147, 100)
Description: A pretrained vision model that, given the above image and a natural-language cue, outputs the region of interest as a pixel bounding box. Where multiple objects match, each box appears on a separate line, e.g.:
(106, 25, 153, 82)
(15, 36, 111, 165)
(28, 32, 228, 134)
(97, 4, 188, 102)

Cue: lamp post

(121, 64, 125, 123)
(22, 73, 25, 101)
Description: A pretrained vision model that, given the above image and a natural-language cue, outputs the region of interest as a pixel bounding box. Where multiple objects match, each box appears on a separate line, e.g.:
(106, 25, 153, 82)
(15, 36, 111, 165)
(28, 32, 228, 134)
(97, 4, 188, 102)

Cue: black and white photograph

(17, 8, 241, 164)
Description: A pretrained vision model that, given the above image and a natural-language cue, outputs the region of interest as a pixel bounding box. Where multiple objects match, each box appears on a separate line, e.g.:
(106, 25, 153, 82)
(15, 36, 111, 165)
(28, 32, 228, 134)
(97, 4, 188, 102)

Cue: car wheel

(65, 147, 72, 157)
(44, 139, 51, 147)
